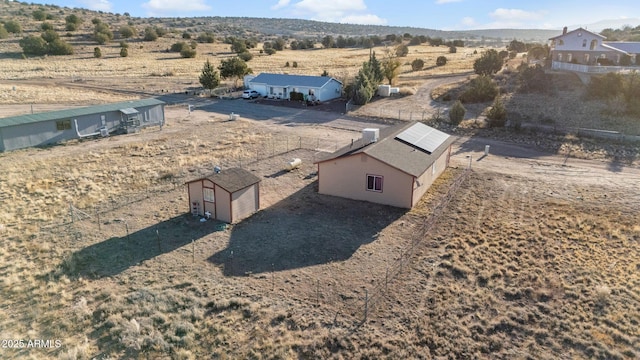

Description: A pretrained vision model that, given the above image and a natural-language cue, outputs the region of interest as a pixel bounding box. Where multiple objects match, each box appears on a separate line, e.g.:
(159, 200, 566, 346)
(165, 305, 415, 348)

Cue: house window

(567, 53, 572, 63)
(557, 53, 563, 61)
(590, 40, 597, 50)
(100, 115, 106, 126)
(558, 39, 564, 46)
(203, 187, 215, 202)
(582, 39, 587, 47)
(584, 54, 590, 63)
(366, 174, 383, 192)
(56, 119, 71, 131)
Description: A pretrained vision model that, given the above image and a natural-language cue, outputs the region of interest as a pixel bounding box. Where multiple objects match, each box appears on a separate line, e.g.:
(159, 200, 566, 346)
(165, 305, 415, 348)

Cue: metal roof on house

(249, 73, 342, 88)
(0, 98, 165, 128)
(315, 121, 456, 177)
(191, 167, 261, 194)
(605, 42, 640, 54)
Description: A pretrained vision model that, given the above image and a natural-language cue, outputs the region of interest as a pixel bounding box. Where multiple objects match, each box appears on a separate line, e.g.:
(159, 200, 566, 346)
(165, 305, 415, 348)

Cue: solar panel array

(395, 122, 450, 154)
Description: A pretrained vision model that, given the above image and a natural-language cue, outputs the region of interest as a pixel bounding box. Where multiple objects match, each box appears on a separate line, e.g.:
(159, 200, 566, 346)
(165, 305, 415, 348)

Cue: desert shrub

(474, 49, 503, 76)
(460, 76, 499, 103)
(238, 51, 253, 62)
(19, 35, 47, 56)
(65, 23, 77, 31)
(0, 25, 8, 39)
(91, 18, 102, 25)
(436, 56, 447, 66)
(170, 41, 188, 52)
(4, 19, 22, 34)
(449, 46, 457, 53)
(284, 61, 290, 67)
(119, 25, 135, 38)
(587, 72, 624, 100)
(292, 61, 298, 68)
(486, 96, 507, 127)
(449, 100, 466, 125)
(93, 47, 101, 58)
(180, 47, 196, 58)
(396, 44, 409, 57)
(154, 27, 167, 37)
(65, 14, 82, 26)
(120, 47, 128, 57)
(48, 39, 74, 55)
(197, 32, 215, 43)
(41, 29, 59, 43)
(411, 58, 424, 71)
(182, 31, 191, 39)
(120, 41, 129, 48)
(33, 9, 47, 21)
(41, 22, 54, 31)
(518, 64, 549, 93)
(264, 48, 276, 55)
(94, 32, 109, 45)
(143, 27, 158, 41)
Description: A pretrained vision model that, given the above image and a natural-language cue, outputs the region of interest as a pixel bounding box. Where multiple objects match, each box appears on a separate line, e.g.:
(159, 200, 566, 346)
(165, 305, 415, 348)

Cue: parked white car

(242, 90, 260, 99)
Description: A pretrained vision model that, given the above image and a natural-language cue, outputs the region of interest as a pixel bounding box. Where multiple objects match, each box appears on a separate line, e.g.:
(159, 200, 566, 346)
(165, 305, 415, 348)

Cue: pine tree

(199, 59, 220, 95)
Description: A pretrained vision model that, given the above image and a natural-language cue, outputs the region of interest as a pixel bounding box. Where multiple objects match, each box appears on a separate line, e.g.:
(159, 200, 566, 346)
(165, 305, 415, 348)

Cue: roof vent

(362, 128, 379, 143)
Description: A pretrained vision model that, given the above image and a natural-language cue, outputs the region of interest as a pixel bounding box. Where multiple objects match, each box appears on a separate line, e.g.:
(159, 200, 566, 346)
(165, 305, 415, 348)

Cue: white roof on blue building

(249, 73, 342, 88)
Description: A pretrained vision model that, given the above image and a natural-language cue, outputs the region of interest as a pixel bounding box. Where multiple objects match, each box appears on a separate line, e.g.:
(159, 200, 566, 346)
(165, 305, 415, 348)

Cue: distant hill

(569, 18, 640, 32)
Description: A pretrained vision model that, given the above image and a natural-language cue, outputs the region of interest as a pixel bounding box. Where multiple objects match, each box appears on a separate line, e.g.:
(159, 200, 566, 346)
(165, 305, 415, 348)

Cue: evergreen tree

(199, 59, 220, 95)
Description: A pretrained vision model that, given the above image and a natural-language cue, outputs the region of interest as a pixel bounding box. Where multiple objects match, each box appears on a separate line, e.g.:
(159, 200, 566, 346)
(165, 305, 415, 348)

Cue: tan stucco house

(315, 121, 456, 209)
(187, 167, 261, 223)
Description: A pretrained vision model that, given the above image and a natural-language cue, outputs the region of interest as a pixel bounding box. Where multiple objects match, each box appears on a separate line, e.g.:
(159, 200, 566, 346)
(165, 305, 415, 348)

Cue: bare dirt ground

(2, 98, 640, 359)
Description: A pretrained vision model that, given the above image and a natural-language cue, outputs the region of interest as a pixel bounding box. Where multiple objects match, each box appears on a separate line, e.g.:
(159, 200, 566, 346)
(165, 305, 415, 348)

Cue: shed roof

(190, 167, 261, 193)
(0, 98, 165, 128)
(249, 73, 342, 88)
(315, 121, 456, 177)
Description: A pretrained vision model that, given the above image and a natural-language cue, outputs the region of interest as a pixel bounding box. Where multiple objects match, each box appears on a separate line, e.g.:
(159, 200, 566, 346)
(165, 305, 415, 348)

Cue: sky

(23, 0, 640, 31)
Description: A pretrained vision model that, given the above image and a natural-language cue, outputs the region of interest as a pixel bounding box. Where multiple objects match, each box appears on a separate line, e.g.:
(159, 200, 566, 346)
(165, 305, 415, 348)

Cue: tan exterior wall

(215, 185, 232, 223)
(318, 153, 414, 208)
(412, 146, 451, 206)
(188, 182, 204, 216)
(231, 184, 259, 222)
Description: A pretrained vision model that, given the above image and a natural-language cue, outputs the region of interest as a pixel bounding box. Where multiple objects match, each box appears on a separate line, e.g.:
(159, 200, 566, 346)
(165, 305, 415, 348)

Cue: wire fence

(47, 150, 471, 329)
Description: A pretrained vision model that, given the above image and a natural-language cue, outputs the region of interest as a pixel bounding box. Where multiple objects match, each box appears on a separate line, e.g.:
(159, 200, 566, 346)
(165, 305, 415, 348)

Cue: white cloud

(142, 0, 211, 15)
(78, 0, 112, 12)
(272, 0, 291, 10)
(291, 0, 367, 22)
(489, 8, 545, 21)
(340, 14, 387, 25)
(461, 16, 476, 26)
(435, 0, 462, 4)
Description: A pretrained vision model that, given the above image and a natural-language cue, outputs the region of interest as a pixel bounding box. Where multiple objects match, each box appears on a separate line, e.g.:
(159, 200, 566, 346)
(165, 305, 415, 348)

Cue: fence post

(69, 204, 74, 223)
(398, 110, 401, 120)
(364, 289, 368, 323)
(96, 208, 101, 231)
(316, 279, 320, 306)
(385, 268, 389, 292)
(156, 229, 161, 253)
(192, 239, 195, 263)
(299, 137, 302, 149)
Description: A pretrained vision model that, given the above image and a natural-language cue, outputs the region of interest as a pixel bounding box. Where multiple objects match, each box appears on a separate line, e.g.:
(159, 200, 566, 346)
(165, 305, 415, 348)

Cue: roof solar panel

(395, 122, 450, 153)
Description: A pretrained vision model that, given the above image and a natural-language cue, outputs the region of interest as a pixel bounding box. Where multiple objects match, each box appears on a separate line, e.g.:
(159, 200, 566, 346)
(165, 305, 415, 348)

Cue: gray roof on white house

(549, 27, 605, 40)
(249, 73, 342, 88)
(605, 42, 640, 54)
(315, 121, 456, 178)
(0, 98, 165, 128)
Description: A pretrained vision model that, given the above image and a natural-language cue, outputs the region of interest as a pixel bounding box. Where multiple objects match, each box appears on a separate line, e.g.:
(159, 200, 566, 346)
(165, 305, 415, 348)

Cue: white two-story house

(549, 27, 639, 67)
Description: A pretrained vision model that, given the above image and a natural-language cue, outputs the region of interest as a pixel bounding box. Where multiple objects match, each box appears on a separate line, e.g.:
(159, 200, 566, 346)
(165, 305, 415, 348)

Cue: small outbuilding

(245, 73, 343, 102)
(187, 167, 261, 224)
(315, 121, 456, 209)
(0, 98, 165, 152)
